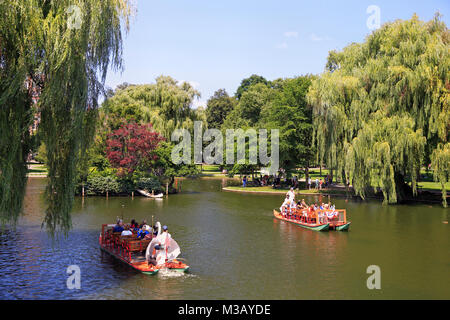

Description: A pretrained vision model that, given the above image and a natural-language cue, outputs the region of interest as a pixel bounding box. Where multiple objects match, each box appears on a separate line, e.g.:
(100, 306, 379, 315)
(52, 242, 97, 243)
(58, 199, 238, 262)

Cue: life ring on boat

(326, 211, 338, 219)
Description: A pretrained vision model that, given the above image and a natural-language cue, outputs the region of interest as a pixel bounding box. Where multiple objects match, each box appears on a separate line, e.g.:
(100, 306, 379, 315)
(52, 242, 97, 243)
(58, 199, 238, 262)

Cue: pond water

(0, 177, 448, 299)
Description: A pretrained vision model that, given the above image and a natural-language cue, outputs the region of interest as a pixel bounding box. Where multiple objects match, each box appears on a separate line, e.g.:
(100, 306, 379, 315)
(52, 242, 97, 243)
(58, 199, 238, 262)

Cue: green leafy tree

(260, 76, 315, 176)
(101, 76, 205, 137)
(0, 0, 134, 235)
(152, 141, 200, 191)
(206, 89, 236, 129)
(239, 83, 274, 125)
(307, 14, 449, 206)
(235, 74, 269, 100)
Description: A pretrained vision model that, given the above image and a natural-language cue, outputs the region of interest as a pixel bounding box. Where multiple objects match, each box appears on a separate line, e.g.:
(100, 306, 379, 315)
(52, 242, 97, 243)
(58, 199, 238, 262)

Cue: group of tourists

(112, 218, 170, 241)
(306, 174, 332, 190)
(279, 187, 338, 223)
(111, 218, 174, 266)
(241, 173, 333, 190)
(113, 219, 158, 240)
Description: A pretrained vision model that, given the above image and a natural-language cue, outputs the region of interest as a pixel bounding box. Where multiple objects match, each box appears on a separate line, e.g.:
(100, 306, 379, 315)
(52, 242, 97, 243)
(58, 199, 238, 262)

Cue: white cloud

(275, 42, 288, 49)
(284, 31, 298, 38)
(309, 33, 331, 42)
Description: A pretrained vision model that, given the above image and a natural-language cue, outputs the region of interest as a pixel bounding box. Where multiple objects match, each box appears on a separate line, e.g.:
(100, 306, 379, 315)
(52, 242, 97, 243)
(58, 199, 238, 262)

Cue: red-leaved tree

(106, 122, 165, 177)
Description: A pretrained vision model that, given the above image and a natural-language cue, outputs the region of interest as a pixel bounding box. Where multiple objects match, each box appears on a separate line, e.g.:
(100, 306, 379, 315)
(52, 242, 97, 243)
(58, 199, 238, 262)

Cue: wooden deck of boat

(100, 245, 154, 271)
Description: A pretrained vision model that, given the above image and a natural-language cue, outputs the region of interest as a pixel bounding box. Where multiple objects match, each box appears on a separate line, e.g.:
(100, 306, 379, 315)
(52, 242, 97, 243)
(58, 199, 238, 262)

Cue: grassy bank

(27, 163, 48, 177)
(223, 186, 349, 196)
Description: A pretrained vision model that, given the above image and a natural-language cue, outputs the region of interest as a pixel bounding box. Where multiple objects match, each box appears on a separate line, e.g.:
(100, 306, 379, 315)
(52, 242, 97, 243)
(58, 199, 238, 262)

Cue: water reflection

(0, 178, 448, 299)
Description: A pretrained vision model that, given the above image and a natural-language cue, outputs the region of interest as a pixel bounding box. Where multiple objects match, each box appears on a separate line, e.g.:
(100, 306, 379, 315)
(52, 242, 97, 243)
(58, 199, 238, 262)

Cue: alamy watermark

(66, 265, 81, 290)
(366, 265, 381, 290)
(171, 122, 280, 175)
(366, 5, 381, 30)
(66, 5, 83, 30)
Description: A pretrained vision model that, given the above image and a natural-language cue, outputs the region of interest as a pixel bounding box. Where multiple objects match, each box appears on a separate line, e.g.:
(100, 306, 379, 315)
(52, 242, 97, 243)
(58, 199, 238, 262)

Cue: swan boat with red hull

(99, 223, 189, 275)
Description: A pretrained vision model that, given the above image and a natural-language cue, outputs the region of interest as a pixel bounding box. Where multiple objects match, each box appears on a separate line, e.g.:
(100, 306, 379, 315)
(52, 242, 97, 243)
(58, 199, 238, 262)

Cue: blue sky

(105, 0, 449, 108)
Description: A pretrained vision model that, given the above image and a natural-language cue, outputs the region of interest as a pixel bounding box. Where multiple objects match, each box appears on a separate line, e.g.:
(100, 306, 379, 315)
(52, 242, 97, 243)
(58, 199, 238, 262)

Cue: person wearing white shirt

(121, 225, 133, 236)
(287, 187, 295, 202)
(280, 195, 291, 217)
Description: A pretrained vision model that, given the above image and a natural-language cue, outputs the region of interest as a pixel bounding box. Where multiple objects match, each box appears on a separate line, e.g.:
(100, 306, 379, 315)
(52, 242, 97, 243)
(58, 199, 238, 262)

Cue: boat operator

(147, 225, 172, 266)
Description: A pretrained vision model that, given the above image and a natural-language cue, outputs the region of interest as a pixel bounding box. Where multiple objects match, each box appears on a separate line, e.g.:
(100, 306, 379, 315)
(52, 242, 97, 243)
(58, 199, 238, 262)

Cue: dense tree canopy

(260, 76, 315, 173)
(206, 89, 236, 129)
(0, 0, 134, 235)
(84, 76, 203, 195)
(102, 76, 206, 137)
(307, 14, 449, 206)
(221, 76, 314, 176)
(235, 74, 269, 100)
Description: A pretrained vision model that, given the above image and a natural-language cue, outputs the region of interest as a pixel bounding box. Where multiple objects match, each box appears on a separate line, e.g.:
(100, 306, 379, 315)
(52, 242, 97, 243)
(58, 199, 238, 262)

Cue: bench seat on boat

(126, 239, 151, 252)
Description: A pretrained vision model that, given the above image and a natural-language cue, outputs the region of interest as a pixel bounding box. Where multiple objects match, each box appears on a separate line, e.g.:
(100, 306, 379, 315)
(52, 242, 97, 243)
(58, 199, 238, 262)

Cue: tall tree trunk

(394, 172, 413, 203)
(305, 167, 309, 189)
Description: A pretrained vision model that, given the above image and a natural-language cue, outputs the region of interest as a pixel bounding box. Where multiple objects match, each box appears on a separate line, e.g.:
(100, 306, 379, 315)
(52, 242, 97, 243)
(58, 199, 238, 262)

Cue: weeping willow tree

(0, 0, 135, 235)
(101, 75, 206, 138)
(307, 13, 449, 206)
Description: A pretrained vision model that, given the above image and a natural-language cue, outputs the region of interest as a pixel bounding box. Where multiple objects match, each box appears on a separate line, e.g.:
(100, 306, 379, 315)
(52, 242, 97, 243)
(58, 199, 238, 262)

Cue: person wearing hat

(161, 225, 171, 243)
(154, 225, 171, 249)
(148, 225, 172, 265)
(137, 224, 150, 239)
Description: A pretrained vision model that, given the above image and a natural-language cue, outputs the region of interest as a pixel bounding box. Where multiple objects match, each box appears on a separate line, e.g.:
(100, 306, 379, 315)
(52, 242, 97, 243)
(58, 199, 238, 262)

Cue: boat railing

(101, 224, 155, 262)
(316, 209, 347, 224)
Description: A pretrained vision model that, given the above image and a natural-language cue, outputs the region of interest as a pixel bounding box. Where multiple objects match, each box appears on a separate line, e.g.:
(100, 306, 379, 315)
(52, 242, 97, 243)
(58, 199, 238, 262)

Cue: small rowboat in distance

(273, 210, 330, 231)
(136, 189, 164, 198)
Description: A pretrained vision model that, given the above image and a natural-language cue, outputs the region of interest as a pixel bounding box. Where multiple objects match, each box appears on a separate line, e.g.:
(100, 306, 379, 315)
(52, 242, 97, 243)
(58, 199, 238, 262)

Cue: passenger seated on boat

(137, 225, 151, 239)
(302, 209, 308, 222)
(139, 220, 148, 229)
(317, 211, 325, 224)
(113, 220, 124, 233)
(144, 229, 153, 240)
(130, 219, 139, 230)
(121, 225, 133, 236)
(280, 195, 290, 217)
(302, 199, 308, 208)
(289, 200, 297, 218)
(306, 205, 315, 223)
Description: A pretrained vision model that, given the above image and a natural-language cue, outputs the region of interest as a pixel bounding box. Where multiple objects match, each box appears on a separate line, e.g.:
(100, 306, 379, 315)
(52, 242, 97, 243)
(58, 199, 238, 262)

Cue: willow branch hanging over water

(307, 13, 449, 206)
(0, 0, 135, 236)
